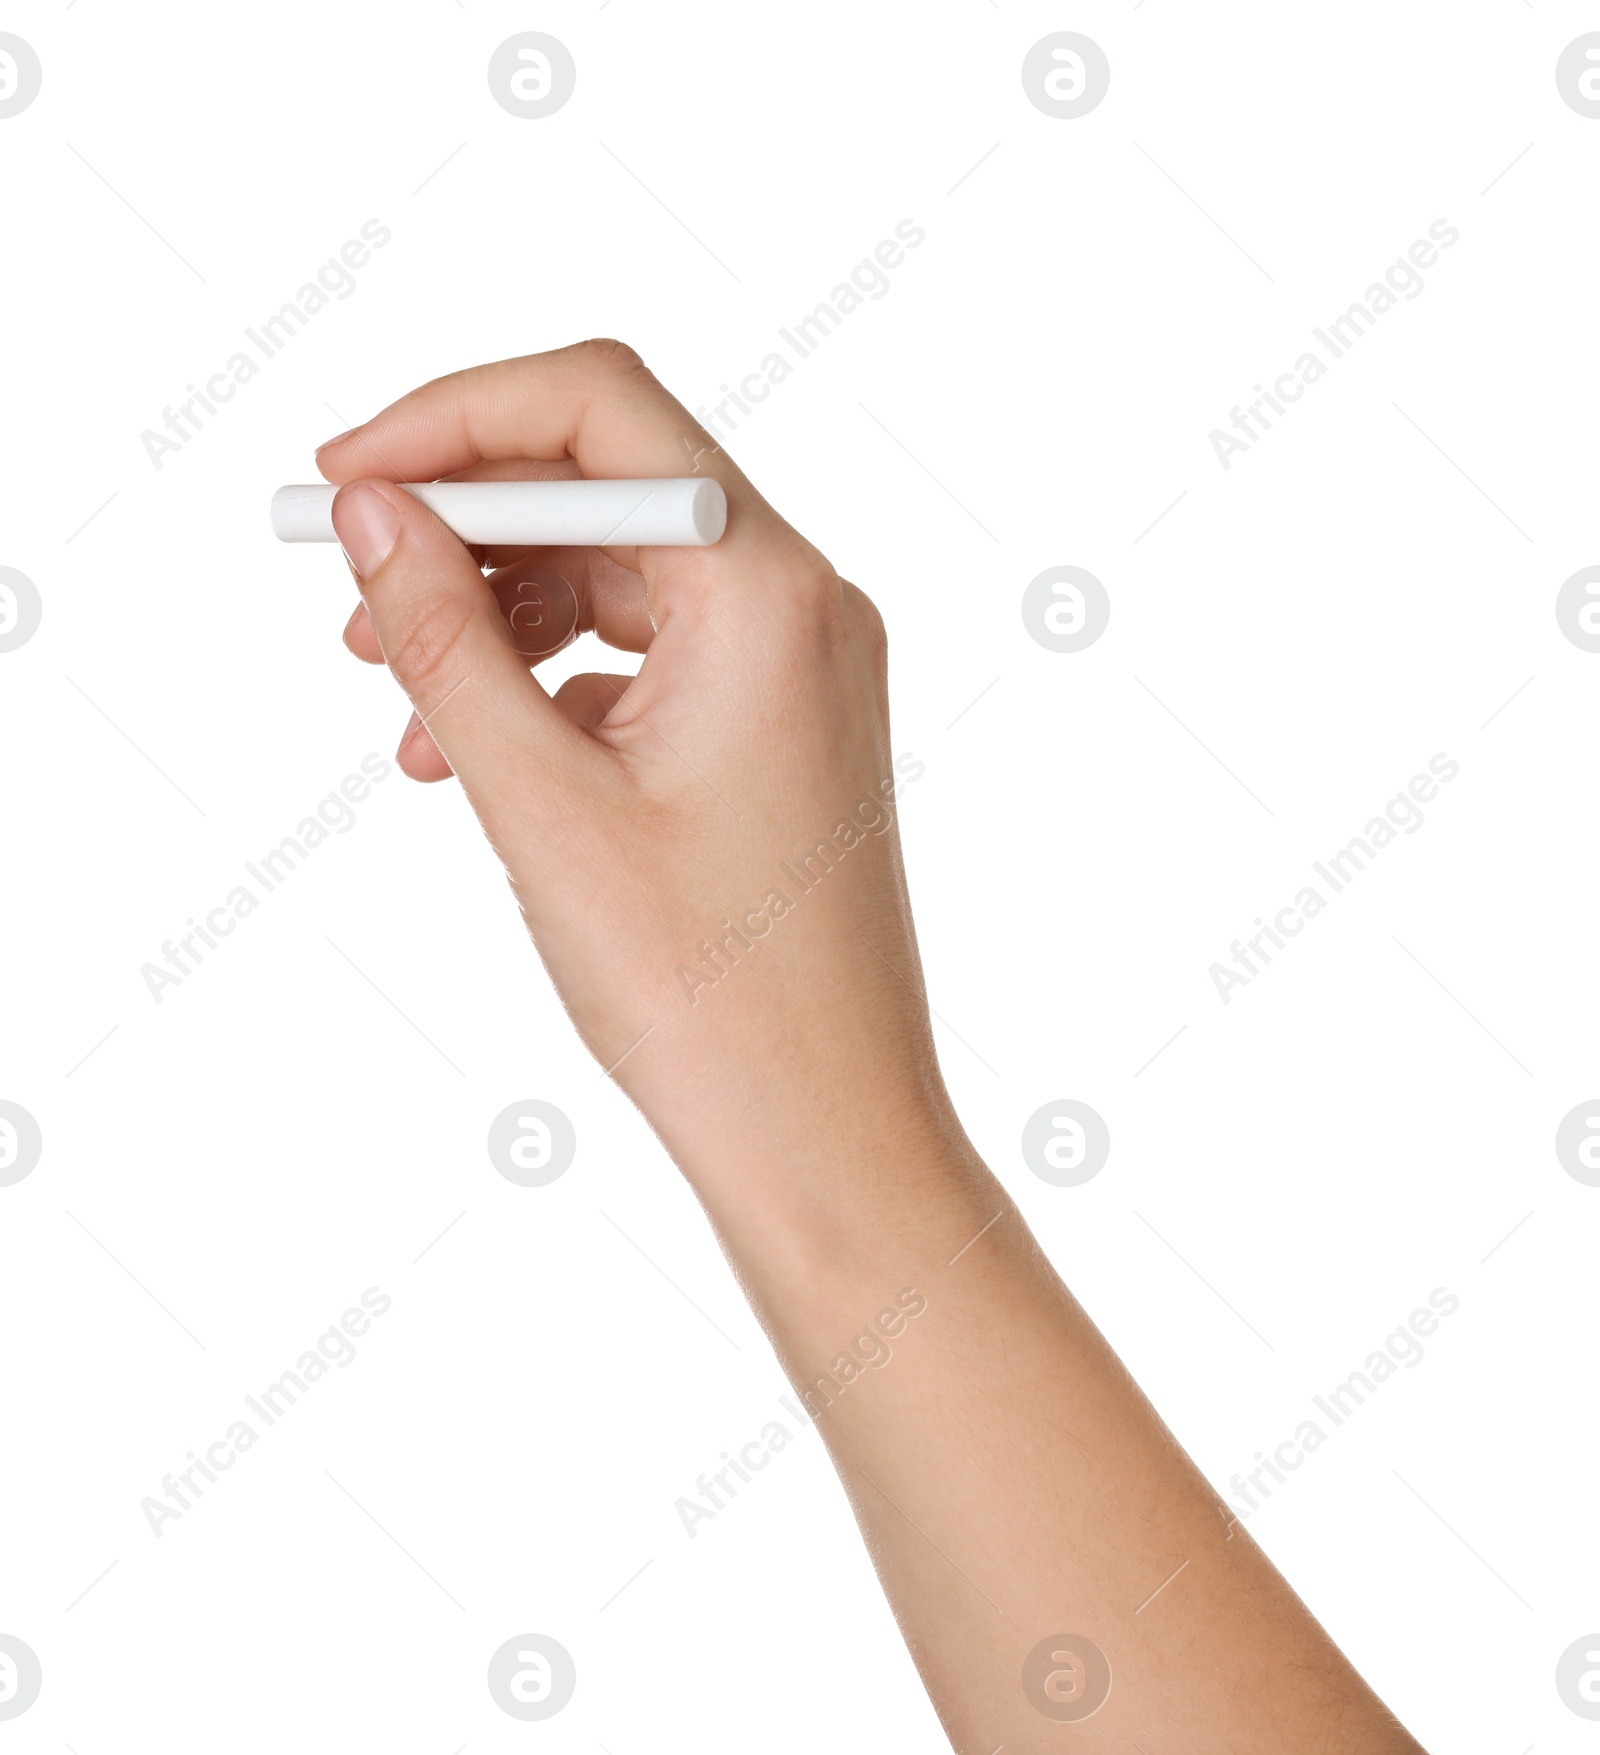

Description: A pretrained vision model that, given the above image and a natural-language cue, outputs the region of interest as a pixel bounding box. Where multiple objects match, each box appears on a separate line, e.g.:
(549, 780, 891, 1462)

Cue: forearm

(680, 1104, 1428, 1754)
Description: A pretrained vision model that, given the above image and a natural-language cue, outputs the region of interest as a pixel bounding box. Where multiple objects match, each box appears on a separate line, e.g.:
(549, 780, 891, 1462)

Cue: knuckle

(386, 593, 476, 699)
(574, 336, 647, 376)
(775, 539, 842, 605)
(844, 581, 888, 653)
(786, 560, 850, 646)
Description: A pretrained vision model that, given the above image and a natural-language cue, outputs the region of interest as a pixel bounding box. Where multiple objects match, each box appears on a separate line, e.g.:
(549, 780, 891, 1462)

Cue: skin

(318, 339, 1429, 1753)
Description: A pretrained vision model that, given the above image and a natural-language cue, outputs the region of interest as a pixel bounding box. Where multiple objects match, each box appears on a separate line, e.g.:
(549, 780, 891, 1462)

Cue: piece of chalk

(270, 478, 727, 547)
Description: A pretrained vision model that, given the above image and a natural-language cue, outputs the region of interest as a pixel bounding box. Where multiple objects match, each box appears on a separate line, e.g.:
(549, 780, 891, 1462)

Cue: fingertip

(342, 601, 384, 663)
(396, 711, 455, 781)
(315, 429, 357, 482)
(553, 671, 634, 733)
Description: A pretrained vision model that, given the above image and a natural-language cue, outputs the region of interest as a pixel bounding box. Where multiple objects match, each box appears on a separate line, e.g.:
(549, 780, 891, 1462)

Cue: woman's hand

(321, 340, 957, 1229)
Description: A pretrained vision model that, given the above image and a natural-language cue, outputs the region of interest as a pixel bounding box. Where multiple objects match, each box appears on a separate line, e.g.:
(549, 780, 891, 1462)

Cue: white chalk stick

(271, 478, 727, 547)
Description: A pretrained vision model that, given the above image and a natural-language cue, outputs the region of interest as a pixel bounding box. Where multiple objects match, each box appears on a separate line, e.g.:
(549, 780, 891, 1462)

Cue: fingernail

(316, 427, 358, 456)
(397, 709, 424, 757)
(332, 484, 401, 579)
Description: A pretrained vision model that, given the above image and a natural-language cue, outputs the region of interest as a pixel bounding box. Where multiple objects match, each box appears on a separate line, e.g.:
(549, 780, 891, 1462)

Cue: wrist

(653, 1074, 1003, 1298)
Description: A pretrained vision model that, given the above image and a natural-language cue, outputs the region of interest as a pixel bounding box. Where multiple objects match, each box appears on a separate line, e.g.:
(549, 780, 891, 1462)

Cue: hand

(319, 339, 956, 1215)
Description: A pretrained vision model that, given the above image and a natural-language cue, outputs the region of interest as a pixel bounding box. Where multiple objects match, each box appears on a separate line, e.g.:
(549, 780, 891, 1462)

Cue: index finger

(314, 339, 828, 599)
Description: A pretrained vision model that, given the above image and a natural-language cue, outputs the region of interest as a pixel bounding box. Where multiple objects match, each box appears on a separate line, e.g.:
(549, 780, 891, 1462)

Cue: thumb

(332, 480, 601, 808)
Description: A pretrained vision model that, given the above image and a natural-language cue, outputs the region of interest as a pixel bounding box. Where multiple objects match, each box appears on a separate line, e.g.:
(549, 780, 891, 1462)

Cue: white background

(1, 3, 1595, 1749)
